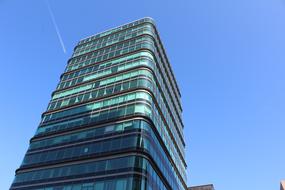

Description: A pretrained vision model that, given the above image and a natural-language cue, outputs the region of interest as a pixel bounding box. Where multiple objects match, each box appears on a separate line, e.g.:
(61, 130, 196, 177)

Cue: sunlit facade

(10, 17, 187, 190)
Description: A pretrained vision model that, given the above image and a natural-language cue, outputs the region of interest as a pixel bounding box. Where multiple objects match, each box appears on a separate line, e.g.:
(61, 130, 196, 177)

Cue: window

(94, 182, 104, 190)
(116, 179, 127, 189)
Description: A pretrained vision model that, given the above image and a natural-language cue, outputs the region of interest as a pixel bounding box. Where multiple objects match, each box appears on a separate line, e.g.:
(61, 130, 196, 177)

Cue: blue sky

(1, 0, 285, 189)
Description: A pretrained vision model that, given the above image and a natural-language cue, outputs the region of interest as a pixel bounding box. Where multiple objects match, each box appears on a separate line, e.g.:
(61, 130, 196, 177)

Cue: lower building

(281, 181, 285, 190)
(188, 184, 215, 190)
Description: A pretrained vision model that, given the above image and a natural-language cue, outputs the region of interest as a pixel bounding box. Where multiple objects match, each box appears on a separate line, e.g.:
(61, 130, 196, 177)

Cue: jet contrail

(45, 0, 66, 53)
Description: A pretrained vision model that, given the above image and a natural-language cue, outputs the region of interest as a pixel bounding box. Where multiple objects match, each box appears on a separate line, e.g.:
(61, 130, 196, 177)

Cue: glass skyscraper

(10, 17, 187, 190)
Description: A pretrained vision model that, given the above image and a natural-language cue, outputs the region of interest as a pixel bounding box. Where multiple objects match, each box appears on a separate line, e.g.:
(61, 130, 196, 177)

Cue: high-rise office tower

(10, 17, 187, 190)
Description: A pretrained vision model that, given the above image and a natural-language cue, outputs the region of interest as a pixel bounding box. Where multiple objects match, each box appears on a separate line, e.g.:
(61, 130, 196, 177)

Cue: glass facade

(10, 17, 187, 190)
